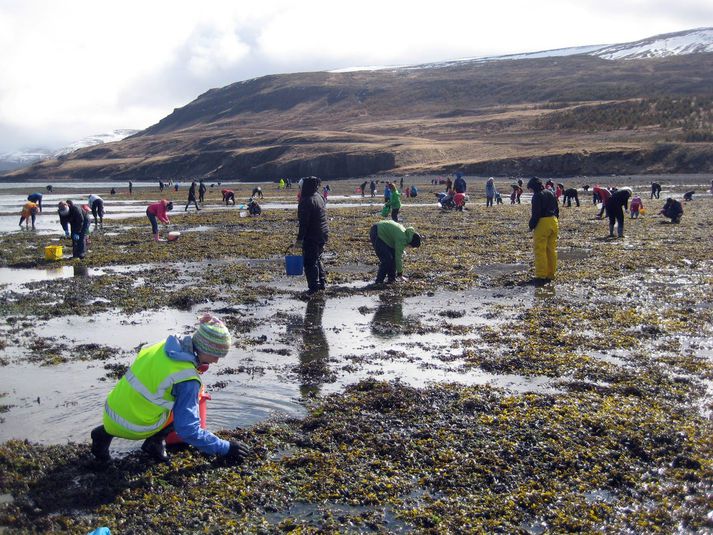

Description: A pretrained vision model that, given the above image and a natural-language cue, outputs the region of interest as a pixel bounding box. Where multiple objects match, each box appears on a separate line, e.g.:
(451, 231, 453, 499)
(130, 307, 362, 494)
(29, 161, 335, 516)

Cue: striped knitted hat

(192, 314, 231, 359)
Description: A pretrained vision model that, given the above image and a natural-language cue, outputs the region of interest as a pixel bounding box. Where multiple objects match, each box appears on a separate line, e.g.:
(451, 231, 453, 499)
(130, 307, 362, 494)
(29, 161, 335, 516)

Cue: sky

(1, 0, 712, 153)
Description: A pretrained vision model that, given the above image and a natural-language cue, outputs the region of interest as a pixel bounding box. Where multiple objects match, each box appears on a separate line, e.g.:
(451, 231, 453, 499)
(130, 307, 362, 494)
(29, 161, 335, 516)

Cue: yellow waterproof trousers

(533, 216, 558, 279)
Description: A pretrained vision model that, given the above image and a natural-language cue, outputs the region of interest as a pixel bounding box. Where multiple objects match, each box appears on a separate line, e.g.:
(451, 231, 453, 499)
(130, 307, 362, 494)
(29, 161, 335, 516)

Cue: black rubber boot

(141, 433, 169, 463)
(91, 426, 113, 462)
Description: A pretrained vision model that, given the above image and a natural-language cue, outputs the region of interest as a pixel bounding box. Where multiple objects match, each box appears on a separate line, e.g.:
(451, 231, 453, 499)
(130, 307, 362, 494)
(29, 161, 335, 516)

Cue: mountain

(0, 129, 138, 172)
(3, 28, 713, 181)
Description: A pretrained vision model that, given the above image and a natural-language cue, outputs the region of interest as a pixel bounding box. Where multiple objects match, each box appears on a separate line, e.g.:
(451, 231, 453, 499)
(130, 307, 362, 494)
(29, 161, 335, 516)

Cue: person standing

(606, 188, 631, 238)
(370, 179, 377, 197)
(454, 174, 467, 194)
(295, 176, 328, 296)
(388, 182, 402, 222)
(369, 219, 421, 284)
(129, 181, 133, 195)
(58, 201, 87, 258)
(88, 194, 105, 228)
(19, 201, 39, 229)
(27, 192, 43, 212)
(198, 180, 207, 203)
(90, 314, 251, 464)
(185, 181, 201, 212)
(146, 200, 173, 241)
(650, 182, 661, 199)
(527, 177, 559, 283)
(360, 180, 368, 197)
(486, 177, 496, 207)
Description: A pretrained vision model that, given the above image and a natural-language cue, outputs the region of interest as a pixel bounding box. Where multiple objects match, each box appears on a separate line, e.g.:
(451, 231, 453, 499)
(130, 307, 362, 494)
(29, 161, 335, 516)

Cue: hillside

(5, 45, 713, 180)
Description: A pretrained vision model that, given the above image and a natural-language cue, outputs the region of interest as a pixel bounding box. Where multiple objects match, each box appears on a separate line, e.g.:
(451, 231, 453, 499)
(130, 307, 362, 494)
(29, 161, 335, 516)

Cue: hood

(487, 177, 494, 184)
(404, 226, 416, 243)
(527, 177, 543, 192)
(164, 335, 198, 365)
(301, 176, 321, 197)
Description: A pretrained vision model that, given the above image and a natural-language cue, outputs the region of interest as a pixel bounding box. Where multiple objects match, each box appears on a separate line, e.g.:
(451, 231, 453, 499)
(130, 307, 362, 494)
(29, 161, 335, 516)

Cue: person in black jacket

(198, 180, 207, 203)
(527, 177, 559, 282)
(185, 181, 200, 212)
(660, 198, 683, 223)
(562, 188, 580, 207)
(295, 176, 329, 295)
(606, 188, 631, 238)
(58, 201, 87, 259)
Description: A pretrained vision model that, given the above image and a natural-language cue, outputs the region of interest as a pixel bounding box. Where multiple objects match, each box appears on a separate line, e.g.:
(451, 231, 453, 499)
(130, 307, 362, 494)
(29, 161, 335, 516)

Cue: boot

(91, 426, 113, 462)
(609, 224, 614, 237)
(141, 433, 169, 462)
(153, 232, 160, 242)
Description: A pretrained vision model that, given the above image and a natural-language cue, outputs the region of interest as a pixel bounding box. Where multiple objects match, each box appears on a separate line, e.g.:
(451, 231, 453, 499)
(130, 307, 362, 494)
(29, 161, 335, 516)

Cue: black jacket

(608, 189, 631, 210)
(298, 177, 328, 244)
(529, 189, 559, 230)
(59, 204, 84, 234)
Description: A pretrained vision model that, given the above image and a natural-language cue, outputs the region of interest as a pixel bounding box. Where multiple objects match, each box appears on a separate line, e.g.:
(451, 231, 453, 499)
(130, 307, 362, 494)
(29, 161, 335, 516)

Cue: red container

(165, 387, 211, 445)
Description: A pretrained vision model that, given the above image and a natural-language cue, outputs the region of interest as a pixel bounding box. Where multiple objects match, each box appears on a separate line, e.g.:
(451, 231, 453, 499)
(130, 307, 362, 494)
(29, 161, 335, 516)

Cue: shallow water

(0, 279, 564, 450)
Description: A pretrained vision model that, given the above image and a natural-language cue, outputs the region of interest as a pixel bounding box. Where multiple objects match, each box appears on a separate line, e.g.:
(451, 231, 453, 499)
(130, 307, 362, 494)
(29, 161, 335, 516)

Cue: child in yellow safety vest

(90, 314, 250, 464)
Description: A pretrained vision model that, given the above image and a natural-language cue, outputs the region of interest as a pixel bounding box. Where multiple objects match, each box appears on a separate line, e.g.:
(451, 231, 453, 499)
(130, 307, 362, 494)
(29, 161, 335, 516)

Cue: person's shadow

(298, 297, 331, 398)
(370, 295, 405, 338)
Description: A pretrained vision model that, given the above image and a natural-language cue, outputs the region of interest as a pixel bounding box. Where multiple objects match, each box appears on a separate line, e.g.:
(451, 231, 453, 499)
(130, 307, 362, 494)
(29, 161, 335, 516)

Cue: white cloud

(0, 0, 712, 152)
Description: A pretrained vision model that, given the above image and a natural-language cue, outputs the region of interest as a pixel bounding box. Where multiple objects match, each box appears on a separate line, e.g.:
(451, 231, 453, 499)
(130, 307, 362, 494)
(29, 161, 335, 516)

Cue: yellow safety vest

(103, 340, 201, 440)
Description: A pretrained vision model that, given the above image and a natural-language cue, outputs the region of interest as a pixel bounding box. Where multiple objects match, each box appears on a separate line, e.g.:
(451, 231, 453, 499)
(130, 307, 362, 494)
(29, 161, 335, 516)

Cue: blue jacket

(164, 335, 230, 456)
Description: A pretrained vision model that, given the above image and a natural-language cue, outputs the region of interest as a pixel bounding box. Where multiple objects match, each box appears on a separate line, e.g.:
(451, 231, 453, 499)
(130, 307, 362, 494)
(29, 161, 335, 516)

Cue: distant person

(360, 181, 368, 197)
(80, 204, 92, 252)
(322, 184, 330, 202)
(370, 180, 377, 197)
(629, 195, 643, 218)
(605, 188, 631, 238)
(410, 185, 418, 198)
(19, 201, 39, 230)
(58, 201, 86, 258)
(445, 176, 453, 192)
(454, 174, 467, 194)
(27, 192, 43, 212)
(46, 185, 53, 193)
(199, 180, 207, 203)
(592, 185, 611, 218)
(110, 188, 117, 196)
(510, 184, 523, 204)
(388, 183, 401, 222)
(128, 181, 133, 195)
(582, 184, 590, 192)
(174, 183, 179, 192)
(295, 176, 328, 296)
(399, 177, 404, 190)
(247, 197, 262, 216)
(660, 198, 683, 223)
(527, 177, 559, 283)
(485, 177, 496, 207)
(562, 188, 580, 207)
(279, 178, 286, 189)
(369, 219, 421, 284)
(251, 186, 263, 199)
(650, 182, 661, 199)
(383, 183, 392, 203)
(683, 190, 694, 201)
(146, 200, 173, 241)
(222, 189, 235, 206)
(88, 194, 105, 228)
(159, 180, 165, 192)
(185, 181, 201, 212)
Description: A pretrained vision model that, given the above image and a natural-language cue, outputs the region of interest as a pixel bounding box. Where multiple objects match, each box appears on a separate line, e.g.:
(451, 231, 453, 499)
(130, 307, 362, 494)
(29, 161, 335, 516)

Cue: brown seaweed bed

(1, 176, 712, 533)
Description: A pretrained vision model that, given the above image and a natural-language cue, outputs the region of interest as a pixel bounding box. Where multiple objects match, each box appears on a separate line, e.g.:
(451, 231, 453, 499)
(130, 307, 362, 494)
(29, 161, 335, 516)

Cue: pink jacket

(147, 200, 171, 224)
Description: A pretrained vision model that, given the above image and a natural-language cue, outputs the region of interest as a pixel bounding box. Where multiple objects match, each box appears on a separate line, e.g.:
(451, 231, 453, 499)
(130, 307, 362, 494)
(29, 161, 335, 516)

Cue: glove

(224, 440, 251, 463)
(72, 233, 80, 241)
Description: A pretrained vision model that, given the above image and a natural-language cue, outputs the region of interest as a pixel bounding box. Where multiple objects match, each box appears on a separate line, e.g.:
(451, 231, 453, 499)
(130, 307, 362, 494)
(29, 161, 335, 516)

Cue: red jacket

(147, 200, 171, 224)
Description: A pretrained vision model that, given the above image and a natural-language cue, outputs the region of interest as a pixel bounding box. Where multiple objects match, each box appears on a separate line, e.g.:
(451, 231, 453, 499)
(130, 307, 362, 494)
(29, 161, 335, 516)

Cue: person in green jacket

(388, 183, 402, 222)
(369, 220, 421, 284)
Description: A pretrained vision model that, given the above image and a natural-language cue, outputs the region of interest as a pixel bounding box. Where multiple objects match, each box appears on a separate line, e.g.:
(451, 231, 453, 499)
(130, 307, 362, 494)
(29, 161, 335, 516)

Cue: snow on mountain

(592, 28, 713, 60)
(331, 27, 713, 74)
(0, 129, 138, 171)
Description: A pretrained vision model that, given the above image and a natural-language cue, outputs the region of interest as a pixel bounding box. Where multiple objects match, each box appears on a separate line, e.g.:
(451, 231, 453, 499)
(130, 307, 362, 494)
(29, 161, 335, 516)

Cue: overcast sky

(0, 0, 712, 153)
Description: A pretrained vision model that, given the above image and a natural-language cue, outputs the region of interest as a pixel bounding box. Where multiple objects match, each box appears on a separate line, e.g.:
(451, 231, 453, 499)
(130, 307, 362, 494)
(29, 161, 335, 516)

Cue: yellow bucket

(44, 245, 63, 261)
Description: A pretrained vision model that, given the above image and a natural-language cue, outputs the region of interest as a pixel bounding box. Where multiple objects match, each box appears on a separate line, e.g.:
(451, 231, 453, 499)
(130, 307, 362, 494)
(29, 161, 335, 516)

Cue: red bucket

(166, 387, 211, 445)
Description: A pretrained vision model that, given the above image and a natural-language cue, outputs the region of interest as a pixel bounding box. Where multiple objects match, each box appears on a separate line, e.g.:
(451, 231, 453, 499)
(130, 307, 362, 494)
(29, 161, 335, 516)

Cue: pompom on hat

(192, 314, 231, 359)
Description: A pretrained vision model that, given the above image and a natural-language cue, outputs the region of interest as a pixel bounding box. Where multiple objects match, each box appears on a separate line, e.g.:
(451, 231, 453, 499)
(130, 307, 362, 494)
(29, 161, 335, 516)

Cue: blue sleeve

(172, 380, 230, 456)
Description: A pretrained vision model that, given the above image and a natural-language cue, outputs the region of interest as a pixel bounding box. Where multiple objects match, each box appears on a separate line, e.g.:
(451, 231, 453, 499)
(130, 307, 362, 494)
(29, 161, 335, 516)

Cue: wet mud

(0, 176, 712, 532)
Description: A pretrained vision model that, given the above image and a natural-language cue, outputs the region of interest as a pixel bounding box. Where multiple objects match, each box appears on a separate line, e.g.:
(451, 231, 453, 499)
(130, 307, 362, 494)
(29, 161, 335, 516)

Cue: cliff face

(5, 53, 713, 181)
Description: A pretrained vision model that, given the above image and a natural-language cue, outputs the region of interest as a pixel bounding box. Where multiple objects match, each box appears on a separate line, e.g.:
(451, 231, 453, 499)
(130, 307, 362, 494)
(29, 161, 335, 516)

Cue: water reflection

(298, 297, 330, 398)
(370, 295, 404, 338)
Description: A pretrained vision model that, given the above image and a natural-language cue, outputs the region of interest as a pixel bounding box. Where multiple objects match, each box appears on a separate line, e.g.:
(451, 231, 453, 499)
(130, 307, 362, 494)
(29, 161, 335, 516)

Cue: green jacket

(389, 188, 401, 209)
(376, 220, 416, 273)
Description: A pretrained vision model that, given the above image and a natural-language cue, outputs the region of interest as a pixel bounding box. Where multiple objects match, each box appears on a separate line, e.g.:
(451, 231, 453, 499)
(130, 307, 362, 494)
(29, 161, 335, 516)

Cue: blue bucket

(285, 255, 304, 276)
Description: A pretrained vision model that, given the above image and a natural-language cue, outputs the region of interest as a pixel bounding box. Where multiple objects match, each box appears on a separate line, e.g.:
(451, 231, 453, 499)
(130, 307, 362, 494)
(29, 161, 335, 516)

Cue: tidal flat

(0, 176, 712, 533)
